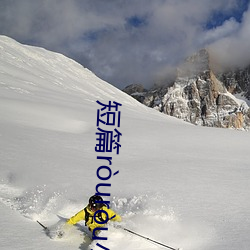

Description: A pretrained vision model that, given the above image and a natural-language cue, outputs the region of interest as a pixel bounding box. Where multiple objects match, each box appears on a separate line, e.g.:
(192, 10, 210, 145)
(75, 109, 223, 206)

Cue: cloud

(209, 4, 250, 69)
(200, 18, 240, 45)
(0, 0, 249, 88)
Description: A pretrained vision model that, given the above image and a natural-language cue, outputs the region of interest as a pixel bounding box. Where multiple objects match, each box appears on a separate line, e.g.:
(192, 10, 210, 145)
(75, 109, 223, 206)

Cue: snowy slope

(0, 36, 250, 250)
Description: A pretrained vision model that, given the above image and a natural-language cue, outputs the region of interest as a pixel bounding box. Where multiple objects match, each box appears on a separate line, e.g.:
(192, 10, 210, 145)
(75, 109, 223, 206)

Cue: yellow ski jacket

(67, 205, 121, 232)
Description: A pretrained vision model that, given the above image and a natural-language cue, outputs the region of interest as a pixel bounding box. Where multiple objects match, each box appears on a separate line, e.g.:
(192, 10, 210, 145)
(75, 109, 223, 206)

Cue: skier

(66, 195, 121, 233)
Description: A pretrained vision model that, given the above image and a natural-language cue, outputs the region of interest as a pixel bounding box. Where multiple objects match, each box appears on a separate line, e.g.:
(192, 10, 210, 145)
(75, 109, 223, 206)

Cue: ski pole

(37, 220, 48, 230)
(122, 227, 180, 250)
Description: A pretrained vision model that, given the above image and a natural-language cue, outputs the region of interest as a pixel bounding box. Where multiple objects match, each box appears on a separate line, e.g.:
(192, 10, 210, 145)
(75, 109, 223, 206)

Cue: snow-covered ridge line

(0, 35, 147, 110)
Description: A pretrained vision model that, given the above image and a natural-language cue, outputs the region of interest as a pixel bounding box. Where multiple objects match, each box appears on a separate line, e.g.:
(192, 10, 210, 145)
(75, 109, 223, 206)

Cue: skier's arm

(67, 209, 85, 225)
(107, 208, 122, 222)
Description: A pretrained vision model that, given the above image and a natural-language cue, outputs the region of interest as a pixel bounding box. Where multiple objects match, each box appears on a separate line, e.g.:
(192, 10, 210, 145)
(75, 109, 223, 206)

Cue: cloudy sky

(0, 0, 249, 89)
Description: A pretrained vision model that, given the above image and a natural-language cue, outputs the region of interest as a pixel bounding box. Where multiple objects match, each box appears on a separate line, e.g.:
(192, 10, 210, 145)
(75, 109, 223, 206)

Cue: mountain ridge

(123, 49, 250, 130)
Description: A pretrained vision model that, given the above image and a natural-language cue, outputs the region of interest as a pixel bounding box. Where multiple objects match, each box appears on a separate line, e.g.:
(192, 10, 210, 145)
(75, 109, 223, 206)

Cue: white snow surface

(0, 35, 250, 250)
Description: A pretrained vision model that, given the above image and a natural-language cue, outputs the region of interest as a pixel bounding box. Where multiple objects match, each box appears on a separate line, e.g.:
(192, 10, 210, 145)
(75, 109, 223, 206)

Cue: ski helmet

(89, 195, 103, 210)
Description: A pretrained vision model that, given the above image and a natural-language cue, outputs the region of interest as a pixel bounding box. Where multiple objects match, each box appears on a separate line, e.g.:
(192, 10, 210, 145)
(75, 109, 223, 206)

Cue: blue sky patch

(126, 15, 147, 28)
(206, 0, 249, 29)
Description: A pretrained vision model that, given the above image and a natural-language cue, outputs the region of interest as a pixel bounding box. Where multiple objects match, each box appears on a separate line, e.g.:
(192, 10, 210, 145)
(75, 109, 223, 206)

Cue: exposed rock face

(123, 84, 147, 103)
(217, 66, 250, 99)
(123, 83, 146, 95)
(123, 49, 250, 130)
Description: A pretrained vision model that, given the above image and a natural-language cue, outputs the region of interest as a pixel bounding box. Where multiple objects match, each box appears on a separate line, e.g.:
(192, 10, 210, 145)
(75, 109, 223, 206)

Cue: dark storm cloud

(0, 0, 249, 89)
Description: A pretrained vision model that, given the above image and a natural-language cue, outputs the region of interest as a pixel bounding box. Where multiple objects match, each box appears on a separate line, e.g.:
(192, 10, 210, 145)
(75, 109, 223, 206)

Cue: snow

(0, 35, 250, 250)
(234, 93, 250, 107)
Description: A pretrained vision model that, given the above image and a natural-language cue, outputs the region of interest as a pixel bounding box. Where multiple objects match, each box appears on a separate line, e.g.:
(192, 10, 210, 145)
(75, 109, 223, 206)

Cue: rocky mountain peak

(177, 49, 210, 78)
(123, 49, 250, 130)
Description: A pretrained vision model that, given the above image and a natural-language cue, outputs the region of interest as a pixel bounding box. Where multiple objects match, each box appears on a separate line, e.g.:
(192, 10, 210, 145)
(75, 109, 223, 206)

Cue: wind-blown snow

(0, 36, 250, 250)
